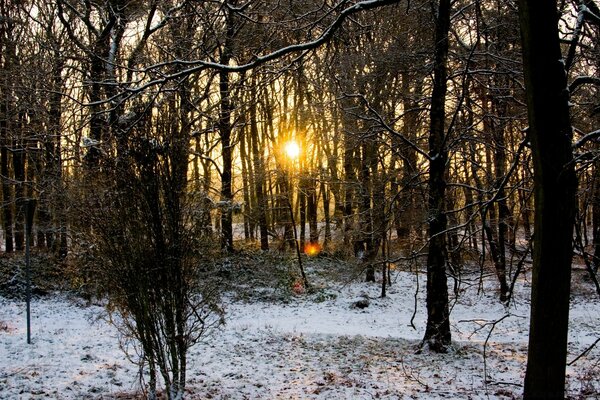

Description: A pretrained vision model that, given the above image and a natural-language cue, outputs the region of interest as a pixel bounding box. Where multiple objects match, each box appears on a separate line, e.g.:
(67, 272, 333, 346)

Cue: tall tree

(249, 73, 269, 250)
(518, 1, 577, 398)
(422, 0, 452, 352)
(218, 1, 236, 253)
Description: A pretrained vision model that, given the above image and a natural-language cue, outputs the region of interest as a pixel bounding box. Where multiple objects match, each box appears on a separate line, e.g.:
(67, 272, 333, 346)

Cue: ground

(0, 253, 599, 399)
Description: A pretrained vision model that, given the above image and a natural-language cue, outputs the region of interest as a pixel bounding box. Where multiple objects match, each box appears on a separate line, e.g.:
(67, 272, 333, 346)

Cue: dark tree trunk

(446, 192, 462, 271)
(218, 12, 235, 253)
(395, 74, 421, 243)
(592, 162, 600, 272)
(359, 140, 375, 282)
(0, 77, 13, 252)
(518, 1, 577, 398)
(320, 166, 332, 247)
(299, 177, 307, 251)
(49, 59, 67, 258)
(519, 165, 533, 240)
(84, 24, 112, 168)
(423, 0, 452, 353)
(250, 82, 269, 250)
(341, 96, 358, 247)
(307, 175, 319, 245)
(13, 137, 25, 251)
(198, 137, 214, 237)
(239, 128, 252, 241)
(1, 144, 13, 253)
(35, 57, 62, 250)
(492, 125, 511, 302)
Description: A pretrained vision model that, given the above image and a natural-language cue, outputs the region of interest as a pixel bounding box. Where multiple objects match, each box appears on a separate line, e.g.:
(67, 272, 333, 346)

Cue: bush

(71, 137, 223, 399)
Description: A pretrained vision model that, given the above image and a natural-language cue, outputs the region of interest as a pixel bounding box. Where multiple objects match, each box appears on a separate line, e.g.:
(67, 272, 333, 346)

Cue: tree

(518, 1, 578, 398)
(422, 0, 452, 352)
(217, 1, 236, 253)
(76, 135, 223, 399)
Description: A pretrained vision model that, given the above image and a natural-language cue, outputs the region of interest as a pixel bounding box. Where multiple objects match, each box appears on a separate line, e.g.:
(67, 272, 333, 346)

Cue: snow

(1, 268, 599, 399)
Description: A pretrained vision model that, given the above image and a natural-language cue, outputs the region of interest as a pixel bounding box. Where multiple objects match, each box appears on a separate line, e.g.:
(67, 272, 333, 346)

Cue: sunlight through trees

(1, 0, 599, 397)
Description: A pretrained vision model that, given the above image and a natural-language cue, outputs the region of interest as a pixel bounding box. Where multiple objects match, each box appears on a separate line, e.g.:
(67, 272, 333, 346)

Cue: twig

(568, 337, 600, 366)
(410, 255, 419, 330)
(506, 240, 533, 305)
(399, 357, 429, 388)
(482, 314, 511, 394)
(573, 220, 600, 299)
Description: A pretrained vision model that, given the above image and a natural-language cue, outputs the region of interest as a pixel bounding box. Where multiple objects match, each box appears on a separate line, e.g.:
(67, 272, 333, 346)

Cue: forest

(1, 0, 600, 399)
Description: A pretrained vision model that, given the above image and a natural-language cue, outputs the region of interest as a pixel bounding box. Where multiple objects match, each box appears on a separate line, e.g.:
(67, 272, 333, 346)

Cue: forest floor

(0, 251, 599, 399)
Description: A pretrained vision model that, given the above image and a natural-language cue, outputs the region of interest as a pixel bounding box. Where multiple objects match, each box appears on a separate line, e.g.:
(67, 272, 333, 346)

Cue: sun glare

(284, 141, 301, 160)
(304, 242, 321, 257)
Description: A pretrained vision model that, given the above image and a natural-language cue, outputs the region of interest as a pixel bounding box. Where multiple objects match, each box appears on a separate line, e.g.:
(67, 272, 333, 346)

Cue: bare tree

(518, 1, 578, 398)
(422, 0, 452, 352)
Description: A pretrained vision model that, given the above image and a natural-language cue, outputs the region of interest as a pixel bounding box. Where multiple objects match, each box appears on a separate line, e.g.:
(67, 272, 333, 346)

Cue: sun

(284, 140, 301, 160)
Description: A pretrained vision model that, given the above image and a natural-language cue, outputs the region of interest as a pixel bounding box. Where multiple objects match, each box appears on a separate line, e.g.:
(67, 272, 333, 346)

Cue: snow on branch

(124, 0, 401, 95)
(569, 75, 600, 93)
(573, 128, 600, 149)
(582, 2, 600, 26)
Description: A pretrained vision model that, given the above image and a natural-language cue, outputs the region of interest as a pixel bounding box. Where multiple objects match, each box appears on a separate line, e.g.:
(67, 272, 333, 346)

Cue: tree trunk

(320, 165, 332, 248)
(359, 140, 376, 282)
(218, 12, 235, 253)
(49, 62, 68, 259)
(592, 162, 600, 271)
(0, 80, 13, 252)
(518, 1, 577, 398)
(250, 81, 269, 250)
(13, 136, 25, 251)
(307, 175, 319, 245)
(239, 127, 252, 241)
(395, 73, 422, 244)
(423, 0, 452, 353)
(341, 96, 358, 248)
(299, 176, 307, 251)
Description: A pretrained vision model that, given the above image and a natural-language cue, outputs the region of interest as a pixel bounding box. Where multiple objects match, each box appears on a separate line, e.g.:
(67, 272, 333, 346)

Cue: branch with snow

(568, 75, 600, 94)
(119, 0, 402, 96)
(573, 128, 600, 149)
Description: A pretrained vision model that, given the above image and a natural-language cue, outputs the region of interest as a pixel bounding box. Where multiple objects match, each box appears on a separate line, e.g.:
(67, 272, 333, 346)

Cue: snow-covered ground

(1, 268, 599, 399)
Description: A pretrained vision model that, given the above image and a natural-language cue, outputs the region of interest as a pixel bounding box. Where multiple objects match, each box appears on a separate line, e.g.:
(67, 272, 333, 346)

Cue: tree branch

(121, 0, 401, 95)
(568, 75, 600, 94)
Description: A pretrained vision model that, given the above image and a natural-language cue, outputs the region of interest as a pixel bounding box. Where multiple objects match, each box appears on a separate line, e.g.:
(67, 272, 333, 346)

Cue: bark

(592, 162, 600, 271)
(307, 175, 319, 245)
(518, 1, 577, 398)
(395, 73, 422, 243)
(249, 81, 269, 250)
(84, 16, 113, 168)
(491, 116, 511, 302)
(49, 62, 68, 259)
(13, 132, 25, 251)
(423, 0, 452, 352)
(320, 165, 332, 247)
(360, 140, 376, 282)
(1, 144, 13, 252)
(239, 127, 253, 241)
(0, 81, 12, 252)
(218, 7, 235, 253)
(0, 17, 16, 253)
(299, 177, 307, 251)
(341, 96, 358, 248)
(485, 16, 513, 301)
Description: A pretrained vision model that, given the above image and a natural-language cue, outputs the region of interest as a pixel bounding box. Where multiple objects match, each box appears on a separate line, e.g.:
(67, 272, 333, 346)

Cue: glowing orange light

(292, 279, 305, 295)
(304, 242, 321, 257)
(284, 140, 300, 160)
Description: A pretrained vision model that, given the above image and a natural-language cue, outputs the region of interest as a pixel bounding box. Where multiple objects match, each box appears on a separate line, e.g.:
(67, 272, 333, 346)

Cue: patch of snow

(1, 270, 599, 399)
